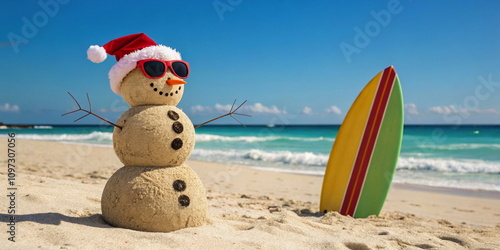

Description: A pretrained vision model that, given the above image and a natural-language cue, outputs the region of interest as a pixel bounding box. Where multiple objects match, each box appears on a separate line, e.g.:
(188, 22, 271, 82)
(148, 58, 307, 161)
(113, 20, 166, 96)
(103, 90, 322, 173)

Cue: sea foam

(191, 148, 329, 167)
(417, 143, 500, 150)
(195, 133, 334, 143)
(397, 157, 500, 174)
(13, 132, 113, 143)
(192, 148, 500, 175)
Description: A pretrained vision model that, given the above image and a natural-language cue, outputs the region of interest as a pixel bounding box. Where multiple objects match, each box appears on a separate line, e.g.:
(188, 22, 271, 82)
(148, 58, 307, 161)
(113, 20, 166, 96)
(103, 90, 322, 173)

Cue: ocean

(1, 124, 499, 192)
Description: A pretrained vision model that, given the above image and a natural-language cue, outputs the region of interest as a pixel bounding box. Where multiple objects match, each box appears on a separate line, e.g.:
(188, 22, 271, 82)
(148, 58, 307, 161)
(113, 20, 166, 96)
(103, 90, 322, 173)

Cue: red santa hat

(87, 33, 182, 95)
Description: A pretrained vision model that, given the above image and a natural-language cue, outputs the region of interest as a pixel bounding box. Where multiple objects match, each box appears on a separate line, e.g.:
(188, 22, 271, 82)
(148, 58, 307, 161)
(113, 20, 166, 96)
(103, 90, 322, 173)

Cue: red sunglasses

(136, 59, 190, 79)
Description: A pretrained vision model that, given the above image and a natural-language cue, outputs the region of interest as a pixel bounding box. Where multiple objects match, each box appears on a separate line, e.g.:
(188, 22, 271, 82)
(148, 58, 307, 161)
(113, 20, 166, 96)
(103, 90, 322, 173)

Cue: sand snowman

(80, 33, 241, 232)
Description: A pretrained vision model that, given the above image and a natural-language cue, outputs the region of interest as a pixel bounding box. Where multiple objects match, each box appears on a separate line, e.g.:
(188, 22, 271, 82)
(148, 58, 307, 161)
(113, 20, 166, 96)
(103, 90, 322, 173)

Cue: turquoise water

(2, 124, 499, 191)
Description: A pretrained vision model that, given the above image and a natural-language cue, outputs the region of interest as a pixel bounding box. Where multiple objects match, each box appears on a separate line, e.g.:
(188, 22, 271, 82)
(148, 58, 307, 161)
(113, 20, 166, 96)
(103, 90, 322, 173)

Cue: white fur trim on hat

(87, 45, 107, 63)
(108, 45, 181, 95)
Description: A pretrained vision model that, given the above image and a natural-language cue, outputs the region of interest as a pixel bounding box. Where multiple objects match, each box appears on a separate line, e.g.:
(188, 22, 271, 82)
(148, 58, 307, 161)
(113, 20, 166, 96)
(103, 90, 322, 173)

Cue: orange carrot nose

(167, 79, 186, 85)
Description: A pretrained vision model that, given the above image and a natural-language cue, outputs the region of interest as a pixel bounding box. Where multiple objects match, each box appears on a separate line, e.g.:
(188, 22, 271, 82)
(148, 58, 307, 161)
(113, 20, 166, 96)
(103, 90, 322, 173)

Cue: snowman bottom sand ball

(101, 164, 207, 232)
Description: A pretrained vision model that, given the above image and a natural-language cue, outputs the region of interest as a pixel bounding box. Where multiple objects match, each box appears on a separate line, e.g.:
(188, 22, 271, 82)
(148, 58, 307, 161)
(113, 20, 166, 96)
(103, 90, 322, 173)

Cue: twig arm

(61, 92, 123, 129)
(194, 113, 231, 129)
(194, 99, 251, 129)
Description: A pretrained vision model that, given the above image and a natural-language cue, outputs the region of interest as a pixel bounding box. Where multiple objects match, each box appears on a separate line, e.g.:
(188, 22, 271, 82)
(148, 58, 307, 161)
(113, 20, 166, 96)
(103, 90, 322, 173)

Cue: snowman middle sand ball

(87, 33, 207, 232)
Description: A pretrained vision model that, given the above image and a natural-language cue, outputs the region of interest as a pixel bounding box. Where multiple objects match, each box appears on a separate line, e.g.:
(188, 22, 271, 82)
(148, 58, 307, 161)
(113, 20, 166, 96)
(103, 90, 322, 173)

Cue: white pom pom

(87, 45, 107, 63)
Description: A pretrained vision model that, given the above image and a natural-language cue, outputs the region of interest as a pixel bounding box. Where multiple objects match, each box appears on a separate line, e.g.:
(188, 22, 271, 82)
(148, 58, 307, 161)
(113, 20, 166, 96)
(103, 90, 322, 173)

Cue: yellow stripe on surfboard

(320, 71, 383, 213)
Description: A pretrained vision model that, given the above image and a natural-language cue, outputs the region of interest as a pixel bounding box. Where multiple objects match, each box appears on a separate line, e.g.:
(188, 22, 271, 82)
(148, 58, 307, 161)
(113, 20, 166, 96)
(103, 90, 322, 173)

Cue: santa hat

(87, 33, 182, 95)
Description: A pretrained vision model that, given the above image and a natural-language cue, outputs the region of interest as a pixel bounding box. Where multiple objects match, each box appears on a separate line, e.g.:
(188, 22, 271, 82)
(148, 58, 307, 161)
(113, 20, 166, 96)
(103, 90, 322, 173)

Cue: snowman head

(87, 33, 189, 106)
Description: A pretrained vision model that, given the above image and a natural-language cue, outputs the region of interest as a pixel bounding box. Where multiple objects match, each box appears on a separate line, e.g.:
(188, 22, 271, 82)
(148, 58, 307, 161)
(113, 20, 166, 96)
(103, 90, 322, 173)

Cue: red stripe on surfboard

(340, 67, 396, 216)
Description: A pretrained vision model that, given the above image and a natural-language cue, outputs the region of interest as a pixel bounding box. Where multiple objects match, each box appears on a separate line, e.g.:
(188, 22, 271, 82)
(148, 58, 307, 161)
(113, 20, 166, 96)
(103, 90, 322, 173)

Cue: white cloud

(214, 103, 232, 113)
(325, 105, 342, 115)
(404, 103, 419, 115)
(190, 105, 213, 113)
(0, 103, 20, 112)
(301, 106, 313, 115)
(468, 108, 499, 114)
(97, 108, 121, 113)
(429, 105, 467, 115)
(246, 103, 285, 114)
(191, 102, 285, 115)
(429, 105, 499, 115)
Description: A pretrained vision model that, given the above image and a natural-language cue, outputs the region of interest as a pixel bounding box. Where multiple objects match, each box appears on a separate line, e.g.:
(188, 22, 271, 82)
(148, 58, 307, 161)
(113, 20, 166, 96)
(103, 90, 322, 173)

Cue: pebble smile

(150, 83, 182, 97)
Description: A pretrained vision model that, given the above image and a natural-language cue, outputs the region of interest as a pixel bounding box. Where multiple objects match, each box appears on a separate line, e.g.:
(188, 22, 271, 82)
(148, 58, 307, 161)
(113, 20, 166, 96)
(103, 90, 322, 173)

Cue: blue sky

(1, 0, 499, 125)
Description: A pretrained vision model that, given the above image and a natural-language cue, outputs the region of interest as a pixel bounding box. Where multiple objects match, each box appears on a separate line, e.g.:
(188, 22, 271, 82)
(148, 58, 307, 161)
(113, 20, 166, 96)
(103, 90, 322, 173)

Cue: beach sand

(1, 139, 499, 249)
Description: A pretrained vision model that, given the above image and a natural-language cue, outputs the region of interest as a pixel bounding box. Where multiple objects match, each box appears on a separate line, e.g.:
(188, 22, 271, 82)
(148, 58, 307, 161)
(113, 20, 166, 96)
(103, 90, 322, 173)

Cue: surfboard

(320, 66, 403, 218)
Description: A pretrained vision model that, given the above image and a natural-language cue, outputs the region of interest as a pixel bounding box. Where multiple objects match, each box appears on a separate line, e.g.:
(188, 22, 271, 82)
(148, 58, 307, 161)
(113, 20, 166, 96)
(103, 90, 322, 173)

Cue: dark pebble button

(167, 110, 179, 120)
(173, 180, 186, 192)
(171, 138, 183, 150)
(178, 195, 190, 207)
(172, 122, 183, 133)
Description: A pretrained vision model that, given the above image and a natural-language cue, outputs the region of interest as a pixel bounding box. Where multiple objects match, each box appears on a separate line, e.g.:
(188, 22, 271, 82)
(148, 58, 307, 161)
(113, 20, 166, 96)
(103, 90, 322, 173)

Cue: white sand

(1, 140, 499, 249)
